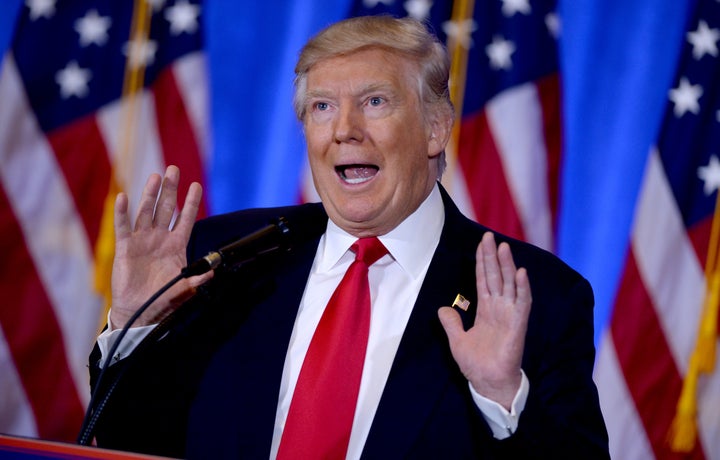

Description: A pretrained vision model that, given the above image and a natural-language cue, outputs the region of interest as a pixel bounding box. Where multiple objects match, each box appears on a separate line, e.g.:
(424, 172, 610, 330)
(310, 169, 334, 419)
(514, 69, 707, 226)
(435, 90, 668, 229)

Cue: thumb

(438, 306, 464, 343)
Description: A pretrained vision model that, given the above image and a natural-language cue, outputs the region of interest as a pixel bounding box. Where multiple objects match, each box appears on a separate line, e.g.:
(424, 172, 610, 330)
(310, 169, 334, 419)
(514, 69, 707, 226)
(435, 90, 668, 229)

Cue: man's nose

(333, 105, 364, 144)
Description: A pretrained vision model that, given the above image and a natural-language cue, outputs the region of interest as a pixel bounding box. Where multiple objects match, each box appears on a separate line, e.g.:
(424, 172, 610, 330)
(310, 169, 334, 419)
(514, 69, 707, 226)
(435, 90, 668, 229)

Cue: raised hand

(109, 166, 211, 328)
(438, 232, 532, 410)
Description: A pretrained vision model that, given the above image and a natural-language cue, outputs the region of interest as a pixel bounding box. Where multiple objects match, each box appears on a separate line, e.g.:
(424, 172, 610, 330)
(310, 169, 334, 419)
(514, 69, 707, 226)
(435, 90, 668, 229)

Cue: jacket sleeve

(491, 272, 610, 459)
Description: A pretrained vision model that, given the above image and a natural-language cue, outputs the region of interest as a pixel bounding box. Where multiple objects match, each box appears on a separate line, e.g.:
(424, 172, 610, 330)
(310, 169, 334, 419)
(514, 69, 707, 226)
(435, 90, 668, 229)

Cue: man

(89, 15, 609, 459)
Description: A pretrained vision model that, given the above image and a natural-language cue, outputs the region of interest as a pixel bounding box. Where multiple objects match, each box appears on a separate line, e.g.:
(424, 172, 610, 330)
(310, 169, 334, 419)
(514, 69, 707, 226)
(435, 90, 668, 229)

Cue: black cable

(77, 272, 184, 446)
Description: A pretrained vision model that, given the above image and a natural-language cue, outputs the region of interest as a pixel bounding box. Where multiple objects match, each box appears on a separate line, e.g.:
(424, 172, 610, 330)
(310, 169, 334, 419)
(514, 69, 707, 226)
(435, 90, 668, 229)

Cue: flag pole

(442, 0, 474, 191)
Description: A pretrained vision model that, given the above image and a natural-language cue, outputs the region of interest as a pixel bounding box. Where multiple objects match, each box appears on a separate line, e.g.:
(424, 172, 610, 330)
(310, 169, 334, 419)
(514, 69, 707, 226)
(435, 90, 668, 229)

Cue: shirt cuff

(468, 369, 530, 440)
(96, 311, 156, 367)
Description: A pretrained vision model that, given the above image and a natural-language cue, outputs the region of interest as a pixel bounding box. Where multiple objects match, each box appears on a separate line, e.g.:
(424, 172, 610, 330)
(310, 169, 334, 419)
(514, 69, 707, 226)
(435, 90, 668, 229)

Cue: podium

(0, 434, 173, 459)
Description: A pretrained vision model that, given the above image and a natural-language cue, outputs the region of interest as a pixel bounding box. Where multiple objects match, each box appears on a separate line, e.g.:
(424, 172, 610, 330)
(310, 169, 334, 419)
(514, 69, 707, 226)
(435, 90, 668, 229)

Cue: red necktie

(277, 237, 388, 460)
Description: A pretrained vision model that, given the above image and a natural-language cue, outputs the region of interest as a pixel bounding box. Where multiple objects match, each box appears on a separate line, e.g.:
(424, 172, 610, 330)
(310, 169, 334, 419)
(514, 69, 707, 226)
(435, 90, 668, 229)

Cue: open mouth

(336, 164, 379, 184)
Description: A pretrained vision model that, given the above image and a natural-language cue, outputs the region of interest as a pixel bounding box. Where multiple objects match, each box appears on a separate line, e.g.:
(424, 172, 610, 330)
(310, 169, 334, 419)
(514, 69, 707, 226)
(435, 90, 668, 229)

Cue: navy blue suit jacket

(90, 186, 609, 459)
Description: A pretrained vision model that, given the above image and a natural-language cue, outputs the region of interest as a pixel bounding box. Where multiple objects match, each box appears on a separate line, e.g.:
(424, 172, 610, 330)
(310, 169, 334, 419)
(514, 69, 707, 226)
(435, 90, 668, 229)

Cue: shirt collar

(319, 184, 445, 279)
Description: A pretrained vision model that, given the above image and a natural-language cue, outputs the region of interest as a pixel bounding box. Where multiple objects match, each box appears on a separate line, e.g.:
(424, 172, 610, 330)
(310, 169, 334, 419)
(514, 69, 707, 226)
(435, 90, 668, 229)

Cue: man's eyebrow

(304, 89, 332, 100)
(356, 82, 395, 95)
(305, 82, 397, 100)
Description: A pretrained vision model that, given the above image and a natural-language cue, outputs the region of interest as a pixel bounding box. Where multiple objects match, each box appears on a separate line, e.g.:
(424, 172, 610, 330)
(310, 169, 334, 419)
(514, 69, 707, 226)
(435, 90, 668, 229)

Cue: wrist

(469, 370, 523, 411)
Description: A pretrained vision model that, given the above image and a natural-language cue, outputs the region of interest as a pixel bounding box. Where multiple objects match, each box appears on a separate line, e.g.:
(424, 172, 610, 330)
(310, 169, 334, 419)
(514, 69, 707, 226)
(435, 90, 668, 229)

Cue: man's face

(303, 48, 449, 237)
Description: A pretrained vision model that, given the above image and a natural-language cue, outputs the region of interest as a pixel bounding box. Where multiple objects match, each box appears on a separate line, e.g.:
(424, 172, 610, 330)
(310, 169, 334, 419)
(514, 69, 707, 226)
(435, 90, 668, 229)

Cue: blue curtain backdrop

(204, 0, 349, 211)
(0, 0, 695, 345)
(558, 0, 693, 342)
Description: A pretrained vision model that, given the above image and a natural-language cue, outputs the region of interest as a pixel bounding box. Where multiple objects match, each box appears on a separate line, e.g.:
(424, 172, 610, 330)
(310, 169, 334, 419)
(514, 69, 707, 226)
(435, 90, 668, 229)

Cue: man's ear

(427, 106, 454, 158)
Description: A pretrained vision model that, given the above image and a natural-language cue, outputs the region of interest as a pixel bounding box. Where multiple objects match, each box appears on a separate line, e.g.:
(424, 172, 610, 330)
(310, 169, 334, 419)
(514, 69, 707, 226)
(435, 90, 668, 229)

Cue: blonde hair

(293, 15, 453, 122)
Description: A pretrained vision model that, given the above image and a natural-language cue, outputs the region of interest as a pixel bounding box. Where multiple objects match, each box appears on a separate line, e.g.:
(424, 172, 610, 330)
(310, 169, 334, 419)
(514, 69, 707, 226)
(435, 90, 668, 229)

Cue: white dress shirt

(98, 184, 529, 459)
(268, 185, 528, 459)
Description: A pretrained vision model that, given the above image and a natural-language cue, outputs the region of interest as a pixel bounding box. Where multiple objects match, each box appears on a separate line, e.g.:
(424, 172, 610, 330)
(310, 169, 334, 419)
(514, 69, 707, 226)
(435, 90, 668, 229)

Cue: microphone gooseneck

(181, 217, 290, 277)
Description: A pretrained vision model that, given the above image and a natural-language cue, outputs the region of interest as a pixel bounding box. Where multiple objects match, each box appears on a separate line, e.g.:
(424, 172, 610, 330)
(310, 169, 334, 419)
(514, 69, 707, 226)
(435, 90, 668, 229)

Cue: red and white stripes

(595, 148, 720, 459)
(0, 50, 208, 442)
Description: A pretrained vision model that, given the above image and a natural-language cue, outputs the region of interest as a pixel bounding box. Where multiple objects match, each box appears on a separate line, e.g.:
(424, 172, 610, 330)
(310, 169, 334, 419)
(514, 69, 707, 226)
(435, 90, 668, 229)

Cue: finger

(515, 267, 532, 311)
(172, 182, 203, 237)
(480, 232, 502, 296)
(134, 173, 162, 231)
(114, 192, 131, 240)
(475, 241, 488, 299)
(187, 270, 213, 289)
(153, 166, 180, 230)
(438, 306, 465, 344)
(497, 242, 518, 300)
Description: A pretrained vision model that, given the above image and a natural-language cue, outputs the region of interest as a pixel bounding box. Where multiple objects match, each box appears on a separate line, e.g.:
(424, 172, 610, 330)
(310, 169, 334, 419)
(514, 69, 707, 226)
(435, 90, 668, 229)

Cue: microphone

(181, 217, 290, 277)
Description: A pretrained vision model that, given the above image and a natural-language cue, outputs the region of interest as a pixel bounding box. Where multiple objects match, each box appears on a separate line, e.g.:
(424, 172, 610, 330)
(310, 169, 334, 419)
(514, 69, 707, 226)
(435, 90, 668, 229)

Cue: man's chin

(328, 208, 390, 237)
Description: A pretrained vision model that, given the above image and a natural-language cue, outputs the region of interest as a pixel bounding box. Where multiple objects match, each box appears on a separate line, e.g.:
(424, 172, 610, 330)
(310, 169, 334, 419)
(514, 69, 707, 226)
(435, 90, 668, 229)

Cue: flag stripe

(536, 74, 562, 237)
(0, 326, 37, 437)
(442, 153, 476, 221)
(152, 60, 207, 217)
(610, 250, 703, 459)
(0, 183, 85, 440)
(0, 56, 100, 441)
(486, 82, 553, 249)
(95, 92, 166, 220)
(46, 115, 112, 245)
(458, 109, 526, 242)
(173, 53, 209, 165)
(633, 150, 704, 372)
(594, 332, 655, 460)
(605, 150, 713, 458)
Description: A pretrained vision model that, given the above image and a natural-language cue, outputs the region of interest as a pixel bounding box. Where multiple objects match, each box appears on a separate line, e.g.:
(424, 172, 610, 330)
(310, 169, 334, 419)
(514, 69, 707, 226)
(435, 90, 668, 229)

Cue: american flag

(302, 0, 562, 252)
(594, 0, 720, 458)
(0, 0, 209, 442)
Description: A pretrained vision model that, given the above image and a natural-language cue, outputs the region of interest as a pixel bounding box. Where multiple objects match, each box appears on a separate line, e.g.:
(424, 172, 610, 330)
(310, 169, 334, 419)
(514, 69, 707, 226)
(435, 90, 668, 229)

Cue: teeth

(345, 176, 372, 184)
(339, 165, 378, 184)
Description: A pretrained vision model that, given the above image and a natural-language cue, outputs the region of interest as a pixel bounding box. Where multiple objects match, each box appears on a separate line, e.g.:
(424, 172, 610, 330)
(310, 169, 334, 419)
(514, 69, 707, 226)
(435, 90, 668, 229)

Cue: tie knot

(352, 237, 388, 266)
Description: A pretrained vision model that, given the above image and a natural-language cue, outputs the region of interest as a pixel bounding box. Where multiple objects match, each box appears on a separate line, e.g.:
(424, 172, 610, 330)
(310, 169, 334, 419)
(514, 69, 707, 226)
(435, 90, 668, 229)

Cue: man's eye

(368, 97, 384, 106)
(315, 102, 329, 111)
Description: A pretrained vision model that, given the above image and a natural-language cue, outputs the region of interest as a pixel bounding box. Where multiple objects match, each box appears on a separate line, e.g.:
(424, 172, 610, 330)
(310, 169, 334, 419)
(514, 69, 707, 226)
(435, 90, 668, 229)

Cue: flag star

(363, 0, 394, 6)
(501, 0, 531, 17)
(698, 155, 720, 195)
(545, 12, 561, 39)
(687, 20, 719, 60)
(486, 35, 516, 70)
(123, 38, 158, 69)
(669, 77, 703, 117)
(75, 9, 112, 47)
(442, 18, 478, 49)
(55, 61, 92, 99)
(26, 0, 55, 20)
(165, 0, 201, 35)
(404, 0, 432, 21)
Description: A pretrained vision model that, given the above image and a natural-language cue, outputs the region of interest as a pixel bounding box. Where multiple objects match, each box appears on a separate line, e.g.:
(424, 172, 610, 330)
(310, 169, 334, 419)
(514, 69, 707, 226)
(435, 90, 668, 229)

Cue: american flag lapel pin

(452, 294, 470, 312)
